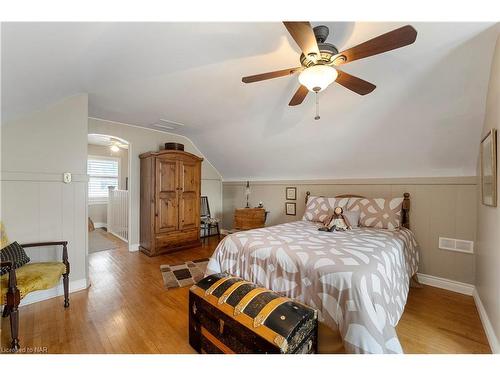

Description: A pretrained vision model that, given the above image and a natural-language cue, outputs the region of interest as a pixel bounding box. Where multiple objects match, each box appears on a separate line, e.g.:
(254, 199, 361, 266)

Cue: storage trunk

(189, 273, 318, 354)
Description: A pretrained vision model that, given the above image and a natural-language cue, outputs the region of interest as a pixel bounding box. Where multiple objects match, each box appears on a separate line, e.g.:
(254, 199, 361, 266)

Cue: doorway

(87, 134, 130, 253)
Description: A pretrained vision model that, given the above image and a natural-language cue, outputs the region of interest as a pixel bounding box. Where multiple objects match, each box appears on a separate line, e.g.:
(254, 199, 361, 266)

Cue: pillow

(347, 197, 404, 230)
(0, 241, 31, 276)
(302, 196, 349, 222)
(343, 210, 360, 228)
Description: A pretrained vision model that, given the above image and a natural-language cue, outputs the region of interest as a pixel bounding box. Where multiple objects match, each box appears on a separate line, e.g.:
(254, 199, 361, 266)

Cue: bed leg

(410, 274, 423, 289)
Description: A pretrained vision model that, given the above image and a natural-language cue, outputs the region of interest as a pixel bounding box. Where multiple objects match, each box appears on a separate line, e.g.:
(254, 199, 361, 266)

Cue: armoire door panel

(155, 158, 178, 233)
(157, 158, 178, 192)
(179, 161, 200, 231)
(181, 161, 198, 193)
(179, 192, 198, 231)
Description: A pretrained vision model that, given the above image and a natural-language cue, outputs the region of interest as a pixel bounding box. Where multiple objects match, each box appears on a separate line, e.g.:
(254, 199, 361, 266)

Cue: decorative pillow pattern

(302, 196, 349, 222)
(0, 241, 31, 275)
(343, 210, 361, 228)
(347, 198, 404, 230)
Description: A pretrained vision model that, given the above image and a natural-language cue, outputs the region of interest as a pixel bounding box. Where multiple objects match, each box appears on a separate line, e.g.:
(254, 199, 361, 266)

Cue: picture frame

(285, 187, 297, 200)
(480, 128, 497, 207)
(285, 202, 296, 216)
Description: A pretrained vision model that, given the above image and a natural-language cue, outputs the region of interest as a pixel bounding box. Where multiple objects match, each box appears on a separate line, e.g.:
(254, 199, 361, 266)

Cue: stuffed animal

(319, 207, 352, 232)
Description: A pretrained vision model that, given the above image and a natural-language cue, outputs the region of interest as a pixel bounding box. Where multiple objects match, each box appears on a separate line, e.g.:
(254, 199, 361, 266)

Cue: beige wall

(87, 144, 129, 226)
(1, 94, 89, 287)
(476, 32, 500, 352)
(88, 118, 223, 248)
(223, 177, 477, 284)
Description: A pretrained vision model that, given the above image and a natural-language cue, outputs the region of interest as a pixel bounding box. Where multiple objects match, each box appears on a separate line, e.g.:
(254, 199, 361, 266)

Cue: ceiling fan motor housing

(300, 25, 339, 67)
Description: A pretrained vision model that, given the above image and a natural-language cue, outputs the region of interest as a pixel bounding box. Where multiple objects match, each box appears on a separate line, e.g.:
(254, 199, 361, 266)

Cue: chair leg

(2, 305, 11, 317)
(215, 223, 220, 239)
(63, 273, 70, 308)
(10, 305, 20, 351)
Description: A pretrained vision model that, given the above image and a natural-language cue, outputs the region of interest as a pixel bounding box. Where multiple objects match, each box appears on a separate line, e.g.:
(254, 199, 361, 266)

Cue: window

(87, 156, 119, 203)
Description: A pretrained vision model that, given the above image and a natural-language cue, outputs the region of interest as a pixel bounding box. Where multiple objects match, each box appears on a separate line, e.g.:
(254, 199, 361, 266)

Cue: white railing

(107, 187, 129, 242)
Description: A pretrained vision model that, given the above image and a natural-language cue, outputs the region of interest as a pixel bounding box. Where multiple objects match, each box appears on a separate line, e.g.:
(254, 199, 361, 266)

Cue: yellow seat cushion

(0, 221, 9, 248)
(1, 262, 66, 304)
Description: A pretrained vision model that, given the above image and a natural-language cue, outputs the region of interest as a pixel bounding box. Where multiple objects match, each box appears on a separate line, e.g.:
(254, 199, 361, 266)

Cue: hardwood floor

(1, 237, 491, 354)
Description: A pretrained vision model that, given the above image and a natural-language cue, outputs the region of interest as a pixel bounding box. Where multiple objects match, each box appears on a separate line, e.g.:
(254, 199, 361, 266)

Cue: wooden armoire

(139, 150, 203, 256)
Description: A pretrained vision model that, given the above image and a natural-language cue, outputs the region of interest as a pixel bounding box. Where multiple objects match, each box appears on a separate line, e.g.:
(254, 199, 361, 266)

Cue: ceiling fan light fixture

(298, 65, 338, 92)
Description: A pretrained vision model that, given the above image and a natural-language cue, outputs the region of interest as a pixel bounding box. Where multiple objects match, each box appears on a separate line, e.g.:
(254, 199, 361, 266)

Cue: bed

(206, 193, 419, 354)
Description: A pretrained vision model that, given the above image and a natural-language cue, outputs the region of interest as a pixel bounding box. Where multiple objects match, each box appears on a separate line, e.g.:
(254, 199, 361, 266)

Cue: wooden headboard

(304, 191, 411, 229)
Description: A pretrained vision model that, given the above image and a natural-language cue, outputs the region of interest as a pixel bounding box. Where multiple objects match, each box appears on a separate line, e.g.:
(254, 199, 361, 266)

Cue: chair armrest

(20, 241, 68, 248)
(1, 260, 13, 269)
(19, 241, 69, 271)
(1, 261, 18, 296)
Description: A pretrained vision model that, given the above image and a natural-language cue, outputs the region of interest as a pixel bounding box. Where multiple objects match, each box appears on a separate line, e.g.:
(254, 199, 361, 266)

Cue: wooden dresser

(139, 150, 202, 256)
(234, 208, 266, 230)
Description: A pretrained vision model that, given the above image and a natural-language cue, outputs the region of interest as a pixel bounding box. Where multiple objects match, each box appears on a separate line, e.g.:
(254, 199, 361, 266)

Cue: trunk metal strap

(218, 280, 252, 305)
(253, 297, 289, 328)
(204, 276, 238, 296)
(233, 287, 268, 316)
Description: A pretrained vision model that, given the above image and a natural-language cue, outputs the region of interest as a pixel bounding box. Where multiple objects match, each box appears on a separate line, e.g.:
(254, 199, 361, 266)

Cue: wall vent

(439, 237, 474, 254)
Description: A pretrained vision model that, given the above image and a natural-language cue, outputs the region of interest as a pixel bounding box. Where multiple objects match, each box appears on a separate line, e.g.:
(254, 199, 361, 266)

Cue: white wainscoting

(0, 175, 89, 286)
(20, 278, 89, 307)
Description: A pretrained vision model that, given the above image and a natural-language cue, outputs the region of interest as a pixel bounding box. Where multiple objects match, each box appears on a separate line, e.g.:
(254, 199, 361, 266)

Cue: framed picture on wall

(481, 128, 497, 207)
(286, 187, 297, 200)
(285, 202, 296, 216)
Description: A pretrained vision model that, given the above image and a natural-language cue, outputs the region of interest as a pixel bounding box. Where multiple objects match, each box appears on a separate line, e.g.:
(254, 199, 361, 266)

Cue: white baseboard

(416, 273, 497, 354)
(473, 289, 499, 354)
(129, 243, 139, 252)
(19, 278, 89, 307)
(417, 273, 474, 295)
(93, 222, 106, 229)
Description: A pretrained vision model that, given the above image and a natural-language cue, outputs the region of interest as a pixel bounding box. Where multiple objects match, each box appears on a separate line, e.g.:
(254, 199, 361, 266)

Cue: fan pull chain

(314, 91, 320, 120)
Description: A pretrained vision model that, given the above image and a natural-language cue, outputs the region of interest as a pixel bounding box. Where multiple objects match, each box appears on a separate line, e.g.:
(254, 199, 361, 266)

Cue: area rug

(160, 258, 210, 289)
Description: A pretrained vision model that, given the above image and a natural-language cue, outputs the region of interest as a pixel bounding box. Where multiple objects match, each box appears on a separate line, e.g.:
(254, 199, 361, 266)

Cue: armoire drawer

(155, 229, 199, 248)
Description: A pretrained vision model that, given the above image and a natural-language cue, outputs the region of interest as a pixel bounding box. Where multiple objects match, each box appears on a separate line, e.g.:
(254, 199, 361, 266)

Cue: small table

(233, 208, 269, 231)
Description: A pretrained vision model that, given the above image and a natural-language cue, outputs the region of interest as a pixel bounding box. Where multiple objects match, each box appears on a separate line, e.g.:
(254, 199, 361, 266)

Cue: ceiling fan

(242, 22, 417, 117)
(109, 138, 128, 152)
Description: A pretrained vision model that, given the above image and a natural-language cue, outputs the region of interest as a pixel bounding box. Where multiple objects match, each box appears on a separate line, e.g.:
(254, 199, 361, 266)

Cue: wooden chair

(200, 196, 220, 239)
(1, 241, 70, 351)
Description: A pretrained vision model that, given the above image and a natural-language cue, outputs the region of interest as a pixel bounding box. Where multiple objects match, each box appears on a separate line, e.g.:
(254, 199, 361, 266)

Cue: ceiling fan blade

(332, 25, 417, 65)
(335, 70, 376, 95)
(283, 22, 321, 58)
(289, 85, 309, 106)
(242, 67, 302, 83)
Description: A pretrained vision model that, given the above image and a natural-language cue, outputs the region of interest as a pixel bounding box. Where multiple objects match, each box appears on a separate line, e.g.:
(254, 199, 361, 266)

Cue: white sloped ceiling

(2, 22, 498, 179)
